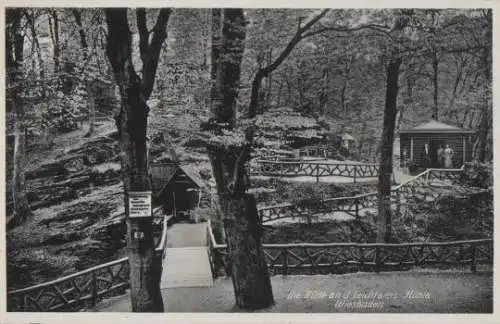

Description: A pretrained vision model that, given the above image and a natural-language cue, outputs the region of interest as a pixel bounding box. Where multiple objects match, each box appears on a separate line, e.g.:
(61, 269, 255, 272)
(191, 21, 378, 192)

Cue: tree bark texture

(222, 194, 274, 309)
(473, 10, 492, 163)
(105, 8, 170, 312)
(377, 52, 402, 243)
(432, 51, 439, 120)
(48, 9, 61, 73)
(6, 8, 32, 227)
(207, 8, 274, 310)
(210, 9, 222, 116)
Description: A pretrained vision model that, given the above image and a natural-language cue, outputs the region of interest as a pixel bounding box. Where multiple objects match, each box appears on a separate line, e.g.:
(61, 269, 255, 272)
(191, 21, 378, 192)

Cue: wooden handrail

(210, 236, 491, 249)
(255, 160, 378, 167)
(8, 214, 169, 297)
(154, 214, 169, 253)
(207, 221, 492, 277)
(258, 166, 466, 221)
(206, 219, 226, 249)
(7, 257, 129, 295)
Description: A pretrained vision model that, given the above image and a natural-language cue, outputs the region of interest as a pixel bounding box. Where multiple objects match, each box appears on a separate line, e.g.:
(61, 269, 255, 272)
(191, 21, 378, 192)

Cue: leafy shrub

(42, 91, 83, 133)
(461, 162, 493, 189)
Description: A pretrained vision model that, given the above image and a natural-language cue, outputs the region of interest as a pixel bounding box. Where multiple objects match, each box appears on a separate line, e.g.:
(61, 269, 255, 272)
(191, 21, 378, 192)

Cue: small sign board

(128, 191, 152, 218)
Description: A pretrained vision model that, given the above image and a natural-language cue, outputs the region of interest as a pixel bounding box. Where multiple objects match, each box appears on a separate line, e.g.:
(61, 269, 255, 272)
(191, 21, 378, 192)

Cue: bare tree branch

(141, 8, 172, 99)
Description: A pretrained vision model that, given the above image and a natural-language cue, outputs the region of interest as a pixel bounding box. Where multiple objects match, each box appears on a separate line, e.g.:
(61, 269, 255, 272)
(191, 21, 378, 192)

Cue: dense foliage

(7, 8, 492, 161)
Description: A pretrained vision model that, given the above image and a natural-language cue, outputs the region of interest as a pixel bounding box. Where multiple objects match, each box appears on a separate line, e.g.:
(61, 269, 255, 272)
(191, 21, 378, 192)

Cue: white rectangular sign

(128, 191, 152, 218)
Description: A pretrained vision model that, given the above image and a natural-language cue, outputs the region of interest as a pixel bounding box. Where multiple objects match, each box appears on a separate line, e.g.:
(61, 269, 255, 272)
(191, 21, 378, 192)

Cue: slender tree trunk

(105, 8, 171, 312)
(6, 8, 32, 227)
(266, 49, 272, 110)
(72, 9, 96, 137)
(432, 51, 439, 120)
(48, 9, 61, 73)
(473, 11, 492, 163)
(210, 8, 222, 116)
(85, 81, 97, 137)
(377, 53, 402, 243)
(321, 67, 329, 115)
(276, 77, 283, 107)
(72, 9, 89, 62)
(341, 58, 352, 114)
(27, 11, 47, 98)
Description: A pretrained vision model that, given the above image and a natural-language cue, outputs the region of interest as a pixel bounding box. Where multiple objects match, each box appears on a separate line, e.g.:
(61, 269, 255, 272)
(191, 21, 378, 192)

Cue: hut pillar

(410, 137, 414, 161)
(462, 136, 466, 166)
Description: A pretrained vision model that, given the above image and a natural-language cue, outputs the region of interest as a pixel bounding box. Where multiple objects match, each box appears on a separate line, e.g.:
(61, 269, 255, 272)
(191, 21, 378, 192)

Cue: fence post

(353, 165, 357, 183)
(316, 165, 320, 183)
(355, 198, 359, 218)
(359, 246, 365, 272)
(470, 243, 477, 273)
(283, 249, 288, 276)
(91, 271, 98, 308)
(396, 189, 401, 216)
(375, 246, 381, 273)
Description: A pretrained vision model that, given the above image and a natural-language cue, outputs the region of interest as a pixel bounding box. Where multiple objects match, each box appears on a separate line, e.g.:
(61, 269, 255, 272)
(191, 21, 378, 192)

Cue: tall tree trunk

(473, 10, 492, 163)
(265, 49, 272, 110)
(376, 11, 412, 243)
(340, 57, 352, 114)
(321, 66, 329, 115)
(206, 9, 274, 310)
(210, 9, 222, 116)
(6, 8, 32, 227)
(105, 8, 171, 312)
(432, 51, 439, 120)
(72, 9, 89, 62)
(377, 52, 402, 243)
(72, 9, 95, 137)
(26, 10, 47, 98)
(48, 9, 61, 73)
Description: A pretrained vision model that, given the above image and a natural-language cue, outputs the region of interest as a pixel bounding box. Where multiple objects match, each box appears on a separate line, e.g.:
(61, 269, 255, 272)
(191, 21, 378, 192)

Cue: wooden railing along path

(250, 160, 379, 182)
(257, 167, 465, 224)
(208, 165, 493, 277)
(207, 226, 492, 277)
(298, 146, 339, 160)
(7, 207, 168, 312)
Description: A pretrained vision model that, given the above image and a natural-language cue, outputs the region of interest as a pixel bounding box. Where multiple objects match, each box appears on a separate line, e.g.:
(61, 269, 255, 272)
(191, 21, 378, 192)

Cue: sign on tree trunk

(129, 191, 152, 218)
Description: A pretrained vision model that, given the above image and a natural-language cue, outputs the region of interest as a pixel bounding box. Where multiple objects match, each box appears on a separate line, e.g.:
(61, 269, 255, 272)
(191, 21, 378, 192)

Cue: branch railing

(207, 232, 492, 277)
(7, 206, 168, 312)
(250, 160, 379, 182)
(298, 146, 338, 159)
(257, 166, 466, 224)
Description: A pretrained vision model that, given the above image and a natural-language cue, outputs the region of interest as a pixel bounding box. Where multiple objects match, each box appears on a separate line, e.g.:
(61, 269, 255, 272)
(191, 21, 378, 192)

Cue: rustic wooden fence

(250, 160, 379, 182)
(198, 165, 496, 278)
(208, 231, 492, 277)
(257, 167, 465, 224)
(298, 146, 338, 159)
(207, 165, 492, 276)
(7, 208, 168, 312)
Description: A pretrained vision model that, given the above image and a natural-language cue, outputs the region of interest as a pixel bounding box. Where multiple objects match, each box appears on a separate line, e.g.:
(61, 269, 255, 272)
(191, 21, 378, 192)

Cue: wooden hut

(338, 133, 355, 151)
(399, 120, 475, 169)
(150, 163, 204, 218)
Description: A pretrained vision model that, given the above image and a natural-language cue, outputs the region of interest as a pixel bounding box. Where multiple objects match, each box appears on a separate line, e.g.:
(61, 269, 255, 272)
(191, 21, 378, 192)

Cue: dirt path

(95, 270, 492, 313)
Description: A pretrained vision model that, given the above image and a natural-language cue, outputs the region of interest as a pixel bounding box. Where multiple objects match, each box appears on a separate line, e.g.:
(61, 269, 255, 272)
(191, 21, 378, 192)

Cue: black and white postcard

(1, 1, 497, 323)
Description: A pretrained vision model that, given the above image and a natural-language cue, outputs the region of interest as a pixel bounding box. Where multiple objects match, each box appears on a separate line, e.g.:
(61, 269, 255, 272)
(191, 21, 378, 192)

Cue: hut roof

(341, 133, 355, 141)
(178, 165, 205, 188)
(150, 163, 204, 198)
(400, 120, 475, 134)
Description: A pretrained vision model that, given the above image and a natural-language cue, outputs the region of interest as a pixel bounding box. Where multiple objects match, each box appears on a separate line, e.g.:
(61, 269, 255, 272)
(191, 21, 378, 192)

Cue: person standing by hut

(422, 143, 431, 169)
(436, 144, 444, 168)
(443, 144, 454, 169)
